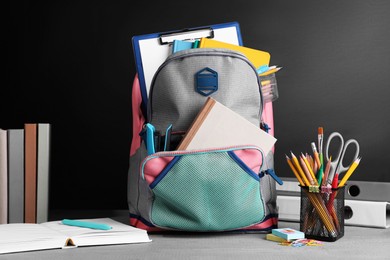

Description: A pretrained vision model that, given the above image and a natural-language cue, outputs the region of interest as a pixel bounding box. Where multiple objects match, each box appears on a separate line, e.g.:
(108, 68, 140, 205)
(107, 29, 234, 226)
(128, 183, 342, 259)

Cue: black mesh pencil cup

(300, 186, 345, 242)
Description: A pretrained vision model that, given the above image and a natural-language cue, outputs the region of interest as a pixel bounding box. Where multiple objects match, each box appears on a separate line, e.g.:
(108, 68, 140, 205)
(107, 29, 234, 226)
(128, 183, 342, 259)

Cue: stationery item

(258, 66, 282, 77)
(132, 22, 243, 111)
(199, 37, 270, 69)
(338, 157, 362, 187)
(0, 218, 151, 254)
(280, 238, 323, 247)
(277, 193, 390, 228)
(145, 123, 156, 155)
(322, 156, 332, 186)
(299, 154, 318, 192)
(177, 97, 276, 155)
(163, 124, 172, 151)
(290, 152, 310, 187)
(317, 127, 324, 184)
(325, 132, 360, 186)
(172, 39, 199, 53)
(276, 195, 301, 221)
(285, 155, 304, 186)
(0, 129, 7, 224)
(266, 233, 289, 243)
(300, 187, 340, 241)
(271, 228, 305, 240)
(257, 65, 271, 74)
(277, 177, 390, 202)
(344, 200, 390, 228)
(260, 72, 279, 103)
(7, 129, 24, 223)
(301, 153, 318, 185)
(311, 142, 321, 171)
(61, 219, 112, 230)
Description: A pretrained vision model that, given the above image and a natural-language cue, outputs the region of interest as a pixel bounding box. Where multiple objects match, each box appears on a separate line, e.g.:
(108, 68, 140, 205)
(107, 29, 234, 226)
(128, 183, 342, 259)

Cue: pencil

(286, 155, 304, 186)
(311, 142, 321, 168)
(301, 153, 318, 186)
(338, 157, 361, 187)
(304, 189, 337, 238)
(291, 151, 311, 186)
(321, 156, 332, 186)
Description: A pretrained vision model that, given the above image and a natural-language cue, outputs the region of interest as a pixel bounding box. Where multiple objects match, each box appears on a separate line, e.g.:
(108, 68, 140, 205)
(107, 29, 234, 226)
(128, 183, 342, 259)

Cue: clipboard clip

(159, 27, 214, 45)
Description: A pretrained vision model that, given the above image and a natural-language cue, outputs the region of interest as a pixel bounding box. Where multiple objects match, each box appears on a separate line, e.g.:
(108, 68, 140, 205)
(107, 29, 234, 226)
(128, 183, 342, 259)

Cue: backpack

(129, 48, 281, 232)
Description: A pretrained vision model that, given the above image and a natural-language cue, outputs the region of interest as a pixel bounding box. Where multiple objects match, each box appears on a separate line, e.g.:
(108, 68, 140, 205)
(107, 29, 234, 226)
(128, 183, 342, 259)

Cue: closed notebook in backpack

(129, 48, 281, 232)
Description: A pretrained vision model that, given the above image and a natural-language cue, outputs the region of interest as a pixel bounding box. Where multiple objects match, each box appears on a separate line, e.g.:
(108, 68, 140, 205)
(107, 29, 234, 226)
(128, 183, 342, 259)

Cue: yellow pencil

(291, 151, 310, 186)
(286, 155, 304, 186)
(338, 157, 361, 187)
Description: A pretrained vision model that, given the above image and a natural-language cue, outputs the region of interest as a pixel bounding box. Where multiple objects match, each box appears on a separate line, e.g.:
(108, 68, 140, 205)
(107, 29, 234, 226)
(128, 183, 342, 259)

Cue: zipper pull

(260, 169, 283, 185)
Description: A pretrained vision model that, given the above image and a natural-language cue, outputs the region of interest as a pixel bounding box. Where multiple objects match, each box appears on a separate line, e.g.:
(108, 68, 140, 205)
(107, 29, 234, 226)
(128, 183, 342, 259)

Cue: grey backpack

(129, 48, 281, 232)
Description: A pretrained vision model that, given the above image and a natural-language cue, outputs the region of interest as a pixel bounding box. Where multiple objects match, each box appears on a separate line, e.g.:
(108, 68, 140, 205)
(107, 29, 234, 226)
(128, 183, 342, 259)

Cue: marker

(61, 219, 112, 230)
(145, 123, 156, 155)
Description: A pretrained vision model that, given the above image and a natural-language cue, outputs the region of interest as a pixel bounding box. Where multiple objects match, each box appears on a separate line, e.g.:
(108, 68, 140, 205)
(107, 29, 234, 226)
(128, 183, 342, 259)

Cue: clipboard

(132, 22, 243, 112)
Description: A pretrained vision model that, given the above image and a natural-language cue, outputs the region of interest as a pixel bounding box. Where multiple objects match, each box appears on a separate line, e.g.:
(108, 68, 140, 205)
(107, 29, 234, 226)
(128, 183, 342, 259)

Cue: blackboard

(3, 0, 389, 210)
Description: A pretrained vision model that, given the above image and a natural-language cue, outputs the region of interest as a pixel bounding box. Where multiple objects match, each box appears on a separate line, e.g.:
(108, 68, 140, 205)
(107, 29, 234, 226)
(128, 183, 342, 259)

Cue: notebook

(199, 37, 270, 69)
(177, 97, 276, 155)
(0, 218, 151, 254)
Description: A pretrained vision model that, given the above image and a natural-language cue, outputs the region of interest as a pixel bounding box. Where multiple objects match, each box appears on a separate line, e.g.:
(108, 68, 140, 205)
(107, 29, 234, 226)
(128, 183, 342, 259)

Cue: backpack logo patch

(195, 67, 218, 96)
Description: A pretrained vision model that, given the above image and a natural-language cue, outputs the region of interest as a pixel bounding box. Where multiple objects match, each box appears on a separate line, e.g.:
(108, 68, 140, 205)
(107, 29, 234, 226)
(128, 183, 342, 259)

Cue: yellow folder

(199, 38, 270, 68)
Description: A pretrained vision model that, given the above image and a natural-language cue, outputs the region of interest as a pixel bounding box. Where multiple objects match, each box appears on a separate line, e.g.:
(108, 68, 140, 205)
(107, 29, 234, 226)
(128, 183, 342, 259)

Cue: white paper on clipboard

(132, 22, 243, 111)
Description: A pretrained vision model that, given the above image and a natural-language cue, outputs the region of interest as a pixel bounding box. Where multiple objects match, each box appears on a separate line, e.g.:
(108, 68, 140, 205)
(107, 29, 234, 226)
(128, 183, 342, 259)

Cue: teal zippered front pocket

(141, 146, 267, 231)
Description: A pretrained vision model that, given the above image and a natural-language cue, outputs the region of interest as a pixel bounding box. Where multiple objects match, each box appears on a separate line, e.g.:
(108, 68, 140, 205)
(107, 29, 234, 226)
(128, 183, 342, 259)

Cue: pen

(338, 157, 361, 187)
(61, 219, 112, 230)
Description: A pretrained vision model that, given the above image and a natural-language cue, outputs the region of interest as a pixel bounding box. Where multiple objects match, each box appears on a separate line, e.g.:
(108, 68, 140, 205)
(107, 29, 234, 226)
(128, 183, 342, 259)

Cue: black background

(4, 1, 390, 210)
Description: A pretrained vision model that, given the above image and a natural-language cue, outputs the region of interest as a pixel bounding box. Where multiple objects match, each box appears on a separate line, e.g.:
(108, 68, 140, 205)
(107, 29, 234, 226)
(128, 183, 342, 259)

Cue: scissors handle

(337, 139, 360, 174)
(325, 132, 344, 163)
(325, 132, 344, 184)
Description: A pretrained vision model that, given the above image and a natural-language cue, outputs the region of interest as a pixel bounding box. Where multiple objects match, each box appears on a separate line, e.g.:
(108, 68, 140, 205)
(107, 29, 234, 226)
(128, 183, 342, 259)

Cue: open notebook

(0, 218, 151, 254)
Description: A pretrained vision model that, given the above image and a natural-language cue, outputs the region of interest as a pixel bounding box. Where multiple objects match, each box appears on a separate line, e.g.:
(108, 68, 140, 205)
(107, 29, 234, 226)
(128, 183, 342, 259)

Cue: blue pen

(61, 219, 112, 230)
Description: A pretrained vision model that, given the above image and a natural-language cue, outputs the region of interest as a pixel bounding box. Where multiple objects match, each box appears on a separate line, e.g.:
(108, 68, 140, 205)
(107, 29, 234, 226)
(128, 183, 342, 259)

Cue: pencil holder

(299, 186, 345, 242)
(260, 73, 279, 103)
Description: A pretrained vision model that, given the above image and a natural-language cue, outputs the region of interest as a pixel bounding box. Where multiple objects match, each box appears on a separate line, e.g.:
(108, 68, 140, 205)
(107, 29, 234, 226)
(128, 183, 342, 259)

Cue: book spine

(24, 123, 37, 223)
(36, 123, 51, 223)
(7, 129, 25, 223)
(0, 129, 7, 224)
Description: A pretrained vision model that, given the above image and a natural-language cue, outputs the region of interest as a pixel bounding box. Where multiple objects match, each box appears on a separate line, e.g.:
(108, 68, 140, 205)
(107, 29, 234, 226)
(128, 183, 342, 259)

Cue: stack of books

(0, 123, 51, 224)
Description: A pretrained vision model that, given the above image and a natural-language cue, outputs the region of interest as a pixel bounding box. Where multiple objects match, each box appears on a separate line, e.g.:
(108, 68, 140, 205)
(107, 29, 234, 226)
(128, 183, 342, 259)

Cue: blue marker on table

(61, 219, 112, 230)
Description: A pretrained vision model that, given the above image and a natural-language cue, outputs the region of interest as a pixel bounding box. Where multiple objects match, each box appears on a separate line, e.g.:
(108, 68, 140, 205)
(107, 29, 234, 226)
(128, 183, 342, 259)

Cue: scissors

(325, 132, 360, 186)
